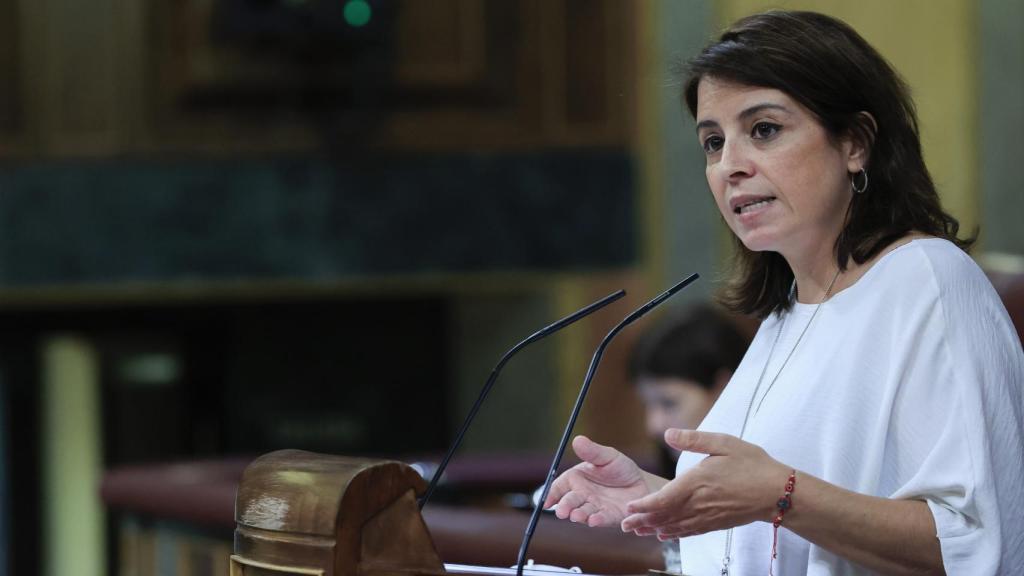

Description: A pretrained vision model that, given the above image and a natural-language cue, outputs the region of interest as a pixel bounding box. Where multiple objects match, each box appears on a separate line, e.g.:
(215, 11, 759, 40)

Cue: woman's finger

(543, 471, 573, 508)
(664, 428, 736, 455)
(621, 509, 676, 531)
(569, 502, 599, 524)
(553, 490, 587, 520)
(656, 526, 698, 540)
(572, 435, 621, 467)
(624, 484, 678, 516)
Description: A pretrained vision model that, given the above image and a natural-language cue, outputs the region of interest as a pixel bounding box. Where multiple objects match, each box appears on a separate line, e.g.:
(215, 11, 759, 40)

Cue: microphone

(514, 273, 700, 576)
(418, 288, 627, 510)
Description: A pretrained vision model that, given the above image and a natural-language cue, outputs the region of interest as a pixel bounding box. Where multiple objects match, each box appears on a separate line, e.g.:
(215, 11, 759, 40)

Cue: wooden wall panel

(392, 0, 488, 87)
(141, 0, 319, 153)
(143, 0, 530, 152)
(553, 0, 634, 144)
(19, 0, 124, 155)
(0, 0, 22, 151)
(6, 0, 639, 155)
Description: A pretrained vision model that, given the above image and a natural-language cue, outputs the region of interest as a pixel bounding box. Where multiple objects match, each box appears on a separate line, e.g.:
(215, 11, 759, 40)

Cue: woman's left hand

(620, 428, 791, 541)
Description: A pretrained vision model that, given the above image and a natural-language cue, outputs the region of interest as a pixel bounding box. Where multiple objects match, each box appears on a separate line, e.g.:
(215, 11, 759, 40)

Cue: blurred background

(0, 0, 1021, 574)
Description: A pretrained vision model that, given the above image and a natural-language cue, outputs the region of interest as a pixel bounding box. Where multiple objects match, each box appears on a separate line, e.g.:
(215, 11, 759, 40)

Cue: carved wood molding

(144, 0, 635, 152)
(3, 0, 638, 155)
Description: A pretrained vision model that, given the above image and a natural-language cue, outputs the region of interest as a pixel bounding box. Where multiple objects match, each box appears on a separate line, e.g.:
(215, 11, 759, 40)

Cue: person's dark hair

(629, 304, 748, 388)
(683, 10, 974, 319)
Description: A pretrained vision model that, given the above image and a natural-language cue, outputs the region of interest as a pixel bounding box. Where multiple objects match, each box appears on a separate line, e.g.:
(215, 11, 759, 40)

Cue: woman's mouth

(734, 197, 776, 214)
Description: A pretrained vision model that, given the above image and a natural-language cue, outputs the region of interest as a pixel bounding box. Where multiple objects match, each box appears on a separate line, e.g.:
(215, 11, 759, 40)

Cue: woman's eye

(702, 135, 724, 154)
(658, 399, 680, 411)
(752, 122, 780, 139)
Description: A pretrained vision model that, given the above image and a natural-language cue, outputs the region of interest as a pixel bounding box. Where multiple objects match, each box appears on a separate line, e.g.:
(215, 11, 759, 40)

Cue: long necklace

(719, 268, 841, 576)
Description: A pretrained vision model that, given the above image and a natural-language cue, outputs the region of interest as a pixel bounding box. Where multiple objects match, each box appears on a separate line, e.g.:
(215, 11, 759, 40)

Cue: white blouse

(676, 239, 1024, 575)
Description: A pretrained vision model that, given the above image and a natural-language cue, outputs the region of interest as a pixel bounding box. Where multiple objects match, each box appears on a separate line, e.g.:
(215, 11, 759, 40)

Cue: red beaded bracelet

(770, 470, 796, 575)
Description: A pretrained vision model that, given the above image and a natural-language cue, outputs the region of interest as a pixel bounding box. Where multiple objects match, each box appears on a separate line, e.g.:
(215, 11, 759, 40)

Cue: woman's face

(695, 78, 861, 259)
(635, 377, 717, 440)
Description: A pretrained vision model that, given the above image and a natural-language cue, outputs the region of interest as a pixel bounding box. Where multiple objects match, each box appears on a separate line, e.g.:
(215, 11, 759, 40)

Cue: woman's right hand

(543, 435, 667, 527)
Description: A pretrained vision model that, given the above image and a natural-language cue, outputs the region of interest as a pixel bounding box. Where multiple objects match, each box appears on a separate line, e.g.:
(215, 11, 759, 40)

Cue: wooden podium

(231, 449, 452, 576)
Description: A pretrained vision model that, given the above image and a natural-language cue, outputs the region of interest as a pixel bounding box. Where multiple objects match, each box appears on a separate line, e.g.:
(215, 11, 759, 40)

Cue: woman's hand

(620, 428, 790, 540)
(543, 435, 666, 527)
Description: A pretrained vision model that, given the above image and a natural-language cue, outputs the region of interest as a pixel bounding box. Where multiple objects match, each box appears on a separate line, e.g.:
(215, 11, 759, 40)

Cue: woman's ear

(847, 111, 877, 172)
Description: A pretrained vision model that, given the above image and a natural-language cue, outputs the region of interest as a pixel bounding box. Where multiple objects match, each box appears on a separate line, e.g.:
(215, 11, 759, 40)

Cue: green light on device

(343, 0, 371, 27)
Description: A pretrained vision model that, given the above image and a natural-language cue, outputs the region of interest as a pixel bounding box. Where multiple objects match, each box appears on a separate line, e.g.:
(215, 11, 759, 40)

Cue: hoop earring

(851, 168, 869, 194)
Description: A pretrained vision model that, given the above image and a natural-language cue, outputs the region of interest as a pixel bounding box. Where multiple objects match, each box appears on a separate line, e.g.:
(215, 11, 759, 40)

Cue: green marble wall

(981, 0, 1024, 255)
(0, 151, 635, 287)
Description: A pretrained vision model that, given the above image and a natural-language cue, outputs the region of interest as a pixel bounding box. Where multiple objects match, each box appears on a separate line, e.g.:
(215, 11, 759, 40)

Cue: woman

(544, 11, 1024, 576)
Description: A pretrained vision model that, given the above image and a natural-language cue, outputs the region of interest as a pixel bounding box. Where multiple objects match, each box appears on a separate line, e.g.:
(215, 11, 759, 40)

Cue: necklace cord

(719, 268, 840, 575)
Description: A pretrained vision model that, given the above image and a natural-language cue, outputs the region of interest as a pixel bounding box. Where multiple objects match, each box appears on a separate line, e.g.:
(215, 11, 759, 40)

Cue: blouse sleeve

(884, 244, 1024, 575)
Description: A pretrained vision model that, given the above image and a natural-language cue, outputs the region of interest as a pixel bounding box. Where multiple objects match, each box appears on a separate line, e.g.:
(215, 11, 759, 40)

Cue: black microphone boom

(418, 288, 627, 510)
(514, 273, 699, 576)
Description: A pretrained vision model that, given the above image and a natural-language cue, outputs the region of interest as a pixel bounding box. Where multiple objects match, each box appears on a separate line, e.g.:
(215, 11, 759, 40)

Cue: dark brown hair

(628, 304, 749, 389)
(684, 11, 973, 319)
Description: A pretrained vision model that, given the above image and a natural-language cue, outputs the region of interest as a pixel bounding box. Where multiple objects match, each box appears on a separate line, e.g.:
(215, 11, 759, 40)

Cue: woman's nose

(718, 139, 754, 181)
(646, 410, 668, 438)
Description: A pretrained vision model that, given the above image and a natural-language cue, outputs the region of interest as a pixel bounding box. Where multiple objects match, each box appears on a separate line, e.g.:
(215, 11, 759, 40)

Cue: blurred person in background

(628, 304, 749, 476)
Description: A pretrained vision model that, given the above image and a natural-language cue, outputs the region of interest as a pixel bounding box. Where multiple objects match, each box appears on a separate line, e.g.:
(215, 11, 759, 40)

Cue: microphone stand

(419, 288, 627, 510)
(514, 273, 699, 576)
